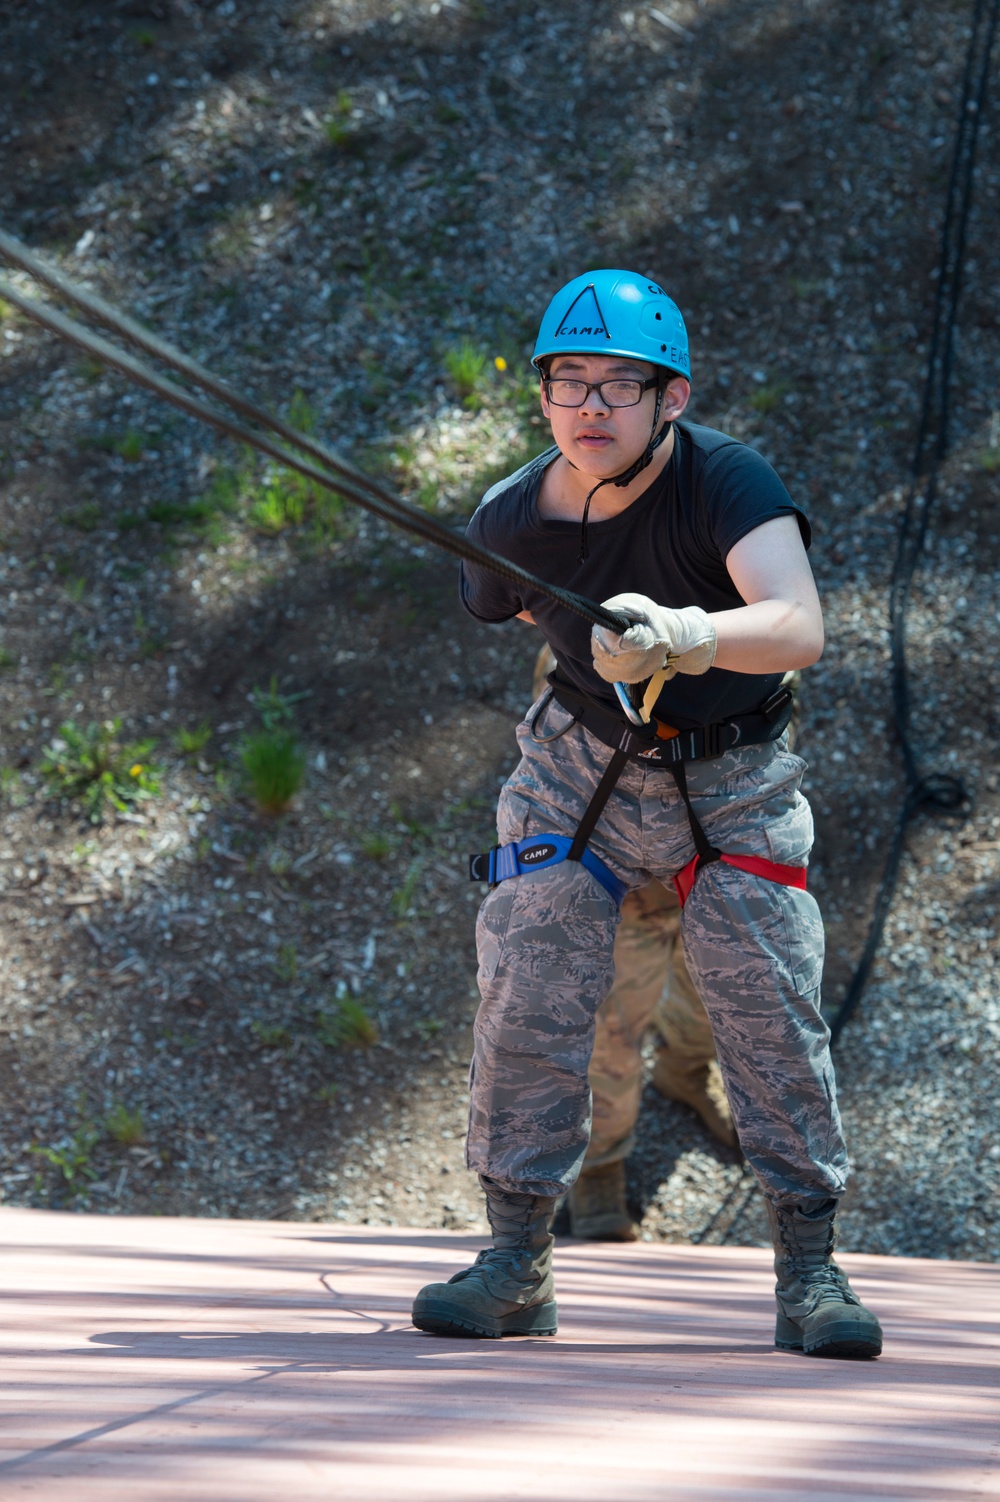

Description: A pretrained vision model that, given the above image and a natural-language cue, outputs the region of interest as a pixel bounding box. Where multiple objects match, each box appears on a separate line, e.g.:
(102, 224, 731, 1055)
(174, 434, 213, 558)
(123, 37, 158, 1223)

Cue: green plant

(275, 942, 298, 982)
(0, 647, 14, 671)
(361, 830, 396, 860)
(314, 1082, 339, 1105)
(41, 718, 161, 822)
(0, 296, 13, 322)
(250, 1020, 293, 1049)
(134, 609, 167, 658)
(240, 730, 305, 815)
(147, 498, 212, 528)
(61, 502, 102, 533)
(30, 1122, 100, 1184)
(0, 767, 26, 807)
(114, 428, 149, 462)
(389, 801, 434, 841)
(173, 720, 213, 757)
(45, 662, 68, 699)
(246, 433, 343, 543)
(76, 354, 105, 383)
(415, 1018, 445, 1040)
(316, 995, 379, 1049)
(747, 380, 792, 415)
(250, 675, 310, 731)
(325, 89, 356, 149)
(248, 474, 300, 534)
(979, 448, 1000, 472)
(106, 1102, 146, 1147)
(445, 339, 489, 408)
(64, 575, 88, 603)
(390, 859, 424, 918)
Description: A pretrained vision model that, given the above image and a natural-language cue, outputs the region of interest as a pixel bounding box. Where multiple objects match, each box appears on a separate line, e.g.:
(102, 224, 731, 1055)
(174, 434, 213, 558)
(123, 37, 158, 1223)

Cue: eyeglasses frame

(541, 374, 661, 409)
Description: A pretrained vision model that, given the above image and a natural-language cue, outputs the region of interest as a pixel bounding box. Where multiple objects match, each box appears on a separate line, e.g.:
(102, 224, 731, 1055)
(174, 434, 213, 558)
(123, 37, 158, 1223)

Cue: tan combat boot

(651, 1050, 738, 1148)
(567, 1161, 638, 1241)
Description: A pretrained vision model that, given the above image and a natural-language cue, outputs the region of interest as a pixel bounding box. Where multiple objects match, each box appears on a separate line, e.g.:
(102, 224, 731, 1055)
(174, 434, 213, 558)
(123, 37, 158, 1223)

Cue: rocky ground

(0, 0, 997, 1260)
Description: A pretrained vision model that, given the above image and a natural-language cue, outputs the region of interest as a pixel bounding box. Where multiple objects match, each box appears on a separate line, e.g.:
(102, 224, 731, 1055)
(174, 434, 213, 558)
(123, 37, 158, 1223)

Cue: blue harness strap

(469, 835, 627, 908)
(470, 746, 632, 908)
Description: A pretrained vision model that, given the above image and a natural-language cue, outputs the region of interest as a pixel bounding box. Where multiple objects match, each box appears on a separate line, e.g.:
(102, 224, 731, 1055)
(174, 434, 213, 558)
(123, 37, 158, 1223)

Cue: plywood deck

(0, 1208, 997, 1500)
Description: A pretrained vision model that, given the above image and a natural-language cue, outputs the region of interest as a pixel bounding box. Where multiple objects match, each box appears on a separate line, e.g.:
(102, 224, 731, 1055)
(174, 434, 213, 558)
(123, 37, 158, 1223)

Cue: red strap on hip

(673, 852, 808, 907)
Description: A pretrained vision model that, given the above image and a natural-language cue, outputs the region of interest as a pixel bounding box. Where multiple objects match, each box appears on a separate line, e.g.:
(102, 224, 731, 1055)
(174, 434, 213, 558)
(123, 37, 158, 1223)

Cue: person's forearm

(709, 599, 824, 673)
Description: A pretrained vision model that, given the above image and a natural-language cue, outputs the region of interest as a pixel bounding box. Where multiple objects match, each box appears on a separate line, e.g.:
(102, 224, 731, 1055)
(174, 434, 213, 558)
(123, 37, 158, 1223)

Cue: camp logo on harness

(519, 841, 558, 865)
(636, 746, 663, 761)
(555, 284, 610, 341)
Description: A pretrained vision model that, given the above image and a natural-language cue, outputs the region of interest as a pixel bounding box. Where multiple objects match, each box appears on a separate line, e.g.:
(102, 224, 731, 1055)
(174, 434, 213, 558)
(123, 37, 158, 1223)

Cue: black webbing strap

(548, 676, 794, 768)
(667, 760, 721, 869)
(567, 748, 631, 865)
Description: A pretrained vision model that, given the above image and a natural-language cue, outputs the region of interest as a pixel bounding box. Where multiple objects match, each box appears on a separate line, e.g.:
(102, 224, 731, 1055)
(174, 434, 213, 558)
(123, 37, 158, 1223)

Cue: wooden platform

(0, 1208, 997, 1500)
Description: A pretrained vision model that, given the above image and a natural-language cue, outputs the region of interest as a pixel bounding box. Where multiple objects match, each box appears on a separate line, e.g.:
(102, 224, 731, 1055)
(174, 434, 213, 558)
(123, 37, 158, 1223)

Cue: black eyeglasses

(543, 375, 659, 409)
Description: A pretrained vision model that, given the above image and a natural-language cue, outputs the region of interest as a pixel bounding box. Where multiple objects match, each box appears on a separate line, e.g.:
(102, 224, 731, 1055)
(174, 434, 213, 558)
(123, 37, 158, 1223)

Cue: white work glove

(591, 593, 718, 685)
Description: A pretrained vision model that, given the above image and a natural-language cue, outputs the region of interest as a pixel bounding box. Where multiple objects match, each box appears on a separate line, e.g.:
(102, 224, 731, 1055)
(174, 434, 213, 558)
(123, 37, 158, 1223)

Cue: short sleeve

(701, 444, 811, 559)
(459, 503, 524, 622)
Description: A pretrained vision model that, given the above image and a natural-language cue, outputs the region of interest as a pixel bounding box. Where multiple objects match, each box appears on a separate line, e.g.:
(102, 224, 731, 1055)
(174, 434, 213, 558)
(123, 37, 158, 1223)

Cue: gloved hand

(592, 593, 718, 684)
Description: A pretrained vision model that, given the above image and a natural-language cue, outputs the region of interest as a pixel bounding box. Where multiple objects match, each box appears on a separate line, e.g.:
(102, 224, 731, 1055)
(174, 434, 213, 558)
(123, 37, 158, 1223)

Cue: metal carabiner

(528, 689, 580, 744)
(613, 680, 647, 726)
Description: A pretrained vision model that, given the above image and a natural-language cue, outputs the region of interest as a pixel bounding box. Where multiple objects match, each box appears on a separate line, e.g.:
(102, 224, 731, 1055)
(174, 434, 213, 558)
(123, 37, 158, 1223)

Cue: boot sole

(412, 1296, 558, 1340)
(775, 1313, 882, 1359)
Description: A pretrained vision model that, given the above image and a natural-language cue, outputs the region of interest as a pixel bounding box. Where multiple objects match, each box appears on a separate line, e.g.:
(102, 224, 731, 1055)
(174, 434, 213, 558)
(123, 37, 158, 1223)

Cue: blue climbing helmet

(531, 269, 690, 380)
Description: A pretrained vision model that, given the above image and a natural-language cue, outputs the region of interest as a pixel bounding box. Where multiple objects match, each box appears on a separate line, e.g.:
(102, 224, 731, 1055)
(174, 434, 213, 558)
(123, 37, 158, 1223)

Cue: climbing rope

(700, 0, 999, 1247)
(0, 230, 631, 639)
(827, 0, 997, 1046)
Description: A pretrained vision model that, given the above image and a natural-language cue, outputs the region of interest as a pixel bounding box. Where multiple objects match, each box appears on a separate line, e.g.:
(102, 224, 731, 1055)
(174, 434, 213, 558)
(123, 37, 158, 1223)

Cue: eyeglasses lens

(546, 379, 644, 407)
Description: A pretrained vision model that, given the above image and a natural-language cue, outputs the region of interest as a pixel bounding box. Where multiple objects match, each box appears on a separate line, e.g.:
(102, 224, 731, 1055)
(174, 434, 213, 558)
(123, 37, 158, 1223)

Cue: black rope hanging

(0, 230, 632, 640)
(701, 0, 999, 1245)
(827, 0, 997, 1046)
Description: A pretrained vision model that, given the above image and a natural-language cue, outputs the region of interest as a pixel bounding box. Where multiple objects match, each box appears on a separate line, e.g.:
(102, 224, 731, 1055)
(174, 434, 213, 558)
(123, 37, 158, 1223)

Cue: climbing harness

(544, 677, 794, 768)
(470, 677, 803, 909)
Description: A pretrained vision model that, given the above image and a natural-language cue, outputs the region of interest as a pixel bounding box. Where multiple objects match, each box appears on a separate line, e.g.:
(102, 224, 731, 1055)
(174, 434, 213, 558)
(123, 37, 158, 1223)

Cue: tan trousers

(587, 879, 716, 1165)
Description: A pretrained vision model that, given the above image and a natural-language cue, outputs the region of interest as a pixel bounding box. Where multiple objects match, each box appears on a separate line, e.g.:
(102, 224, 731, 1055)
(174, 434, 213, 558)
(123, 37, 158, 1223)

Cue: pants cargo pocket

(776, 886, 825, 1000)
(476, 882, 518, 985)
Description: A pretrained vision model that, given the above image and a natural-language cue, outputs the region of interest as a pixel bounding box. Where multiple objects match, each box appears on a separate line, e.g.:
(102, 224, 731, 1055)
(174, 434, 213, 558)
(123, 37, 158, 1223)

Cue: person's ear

(662, 377, 691, 420)
(539, 378, 552, 419)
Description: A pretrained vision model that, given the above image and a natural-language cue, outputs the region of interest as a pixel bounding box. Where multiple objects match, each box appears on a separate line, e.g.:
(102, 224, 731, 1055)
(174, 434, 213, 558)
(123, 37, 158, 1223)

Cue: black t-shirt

(459, 420, 810, 731)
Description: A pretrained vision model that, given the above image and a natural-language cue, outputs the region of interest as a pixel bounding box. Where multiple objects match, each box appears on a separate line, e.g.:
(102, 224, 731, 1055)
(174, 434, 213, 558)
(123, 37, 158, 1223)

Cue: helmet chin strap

(578, 385, 670, 563)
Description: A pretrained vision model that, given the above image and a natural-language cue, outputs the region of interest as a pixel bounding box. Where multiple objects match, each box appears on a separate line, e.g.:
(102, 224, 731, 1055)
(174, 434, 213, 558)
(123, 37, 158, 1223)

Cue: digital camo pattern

(586, 880, 716, 1167)
(465, 695, 848, 1203)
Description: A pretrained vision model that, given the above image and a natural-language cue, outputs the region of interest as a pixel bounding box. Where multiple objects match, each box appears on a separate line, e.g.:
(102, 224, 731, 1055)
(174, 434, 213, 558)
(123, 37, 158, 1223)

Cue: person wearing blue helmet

(412, 270, 882, 1359)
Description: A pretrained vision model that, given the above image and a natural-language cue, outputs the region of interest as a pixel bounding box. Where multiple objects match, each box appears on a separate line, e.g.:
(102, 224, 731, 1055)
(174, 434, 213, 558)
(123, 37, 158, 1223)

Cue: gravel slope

(0, 0, 997, 1260)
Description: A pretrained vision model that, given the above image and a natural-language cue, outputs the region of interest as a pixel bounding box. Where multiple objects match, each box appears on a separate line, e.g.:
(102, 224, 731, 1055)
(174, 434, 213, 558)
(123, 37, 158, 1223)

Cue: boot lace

(790, 1258, 861, 1311)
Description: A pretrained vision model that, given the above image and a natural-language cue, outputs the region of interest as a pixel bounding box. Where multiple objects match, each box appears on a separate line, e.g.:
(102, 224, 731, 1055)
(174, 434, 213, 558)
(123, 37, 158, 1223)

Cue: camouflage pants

(586, 879, 714, 1166)
(466, 696, 849, 1205)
